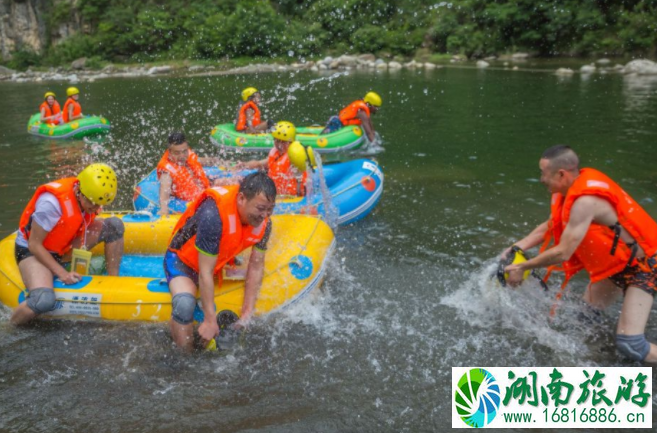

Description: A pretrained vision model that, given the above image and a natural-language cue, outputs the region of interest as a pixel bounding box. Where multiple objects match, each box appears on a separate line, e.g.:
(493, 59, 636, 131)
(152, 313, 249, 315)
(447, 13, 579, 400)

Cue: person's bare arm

(240, 158, 268, 170)
(197, 252, 219, 346)
(159, 172, 173, 216)
(502, 220, 550, 259)
(505, 197, 595, 282)
(357, 110, 376, 141)
(236, 248, 265, 327)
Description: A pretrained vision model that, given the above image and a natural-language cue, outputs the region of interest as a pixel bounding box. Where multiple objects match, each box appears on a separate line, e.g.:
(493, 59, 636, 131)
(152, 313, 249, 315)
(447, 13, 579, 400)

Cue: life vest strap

(609, 222, 621, 255)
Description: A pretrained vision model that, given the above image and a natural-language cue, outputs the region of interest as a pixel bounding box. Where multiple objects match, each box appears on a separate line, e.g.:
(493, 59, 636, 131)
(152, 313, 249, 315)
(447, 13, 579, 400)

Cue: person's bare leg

(168, 276, 198, 352)
(617, 286, 657, 363)
(583, 279, 623, 309)
(83, 217, 124, 276)
(104, 239, 123, 276)
(10, 257, 55, 325)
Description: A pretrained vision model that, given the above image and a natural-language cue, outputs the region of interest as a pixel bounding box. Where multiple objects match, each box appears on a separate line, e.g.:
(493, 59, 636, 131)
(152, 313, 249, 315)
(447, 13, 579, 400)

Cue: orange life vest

(339, 100, 370, 126)
(168, 185, 269, 276)
(236, 101, 262, 131)
(62, 97, 82, 123)
(40, 101, 61, 125)
(19, 178, 95, 255)
(156, 150, 210, 202)
(267, 147, 306, 196)
(543, 168, 657, 284)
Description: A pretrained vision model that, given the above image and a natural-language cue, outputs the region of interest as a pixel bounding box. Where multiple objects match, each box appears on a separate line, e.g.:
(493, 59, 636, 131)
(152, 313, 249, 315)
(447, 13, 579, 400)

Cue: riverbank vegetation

(5, 0, 657, 70)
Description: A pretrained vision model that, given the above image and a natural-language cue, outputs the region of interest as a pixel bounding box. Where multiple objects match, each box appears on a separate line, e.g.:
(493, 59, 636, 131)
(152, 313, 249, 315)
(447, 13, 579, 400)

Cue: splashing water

(309, 154, 339, 230)
(440, 261, 617, 365)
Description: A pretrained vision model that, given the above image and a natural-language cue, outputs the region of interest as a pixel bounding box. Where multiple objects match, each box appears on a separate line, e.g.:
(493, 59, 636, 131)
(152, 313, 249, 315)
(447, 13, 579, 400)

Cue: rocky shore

(2, 55, 657, 84)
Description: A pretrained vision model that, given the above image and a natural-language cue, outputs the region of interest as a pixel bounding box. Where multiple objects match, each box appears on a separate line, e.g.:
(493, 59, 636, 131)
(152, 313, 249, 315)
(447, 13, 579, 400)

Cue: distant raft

(210, 123, 365, 153)
(0, 212, 334, 322)
(133, 158, 384, 226)
(27, 113, 111, 139)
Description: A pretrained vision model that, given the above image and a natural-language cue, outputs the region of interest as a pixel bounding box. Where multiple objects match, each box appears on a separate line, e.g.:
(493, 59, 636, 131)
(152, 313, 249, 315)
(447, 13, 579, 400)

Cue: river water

(0, 64, 656, 432)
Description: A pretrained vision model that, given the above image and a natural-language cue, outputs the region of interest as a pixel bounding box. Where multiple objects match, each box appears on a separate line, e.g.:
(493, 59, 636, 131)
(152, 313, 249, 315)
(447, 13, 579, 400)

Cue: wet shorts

(608, 254, 657, 297)
(163, 250, 199, 285)
(14, 244, 66, 267)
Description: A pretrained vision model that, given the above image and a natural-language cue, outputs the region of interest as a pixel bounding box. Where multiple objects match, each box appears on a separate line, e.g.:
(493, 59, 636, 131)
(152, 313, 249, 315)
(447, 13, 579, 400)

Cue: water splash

(441, 261, 614, 365)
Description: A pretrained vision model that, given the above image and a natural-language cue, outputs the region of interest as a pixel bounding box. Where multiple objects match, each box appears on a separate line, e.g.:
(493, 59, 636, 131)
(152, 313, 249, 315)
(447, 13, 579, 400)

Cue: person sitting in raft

(321, 91, 382, 142)
(164, 171, 276, 352)
(503, 145, 657, 364)
(62, 87, 84, 123)
(39, 92, 62, 125)
(10, 163, 125, 326)
(235, 87, 274, 134)
(239, 121, 307, 196)
(157, 132, 233, 216)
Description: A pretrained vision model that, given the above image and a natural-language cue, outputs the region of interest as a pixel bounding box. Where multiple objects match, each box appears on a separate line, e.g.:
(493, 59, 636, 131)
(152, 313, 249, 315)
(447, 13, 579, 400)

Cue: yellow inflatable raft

(0, 212, 334, 322)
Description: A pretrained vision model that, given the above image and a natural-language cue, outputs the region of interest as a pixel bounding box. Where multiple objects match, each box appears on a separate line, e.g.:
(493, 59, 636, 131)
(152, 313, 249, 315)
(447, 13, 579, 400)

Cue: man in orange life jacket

(239, 121, 307, 196)
(321, 91, 382, 142)
(157, 132, 230, 216)
(503, 145, 657, 363)
(62, 87, 84, 123)
(164, 171, 276, 351)
(39, 91, 62, 125)
(235, 87, 274, 134)
(11, 164, 125, 326)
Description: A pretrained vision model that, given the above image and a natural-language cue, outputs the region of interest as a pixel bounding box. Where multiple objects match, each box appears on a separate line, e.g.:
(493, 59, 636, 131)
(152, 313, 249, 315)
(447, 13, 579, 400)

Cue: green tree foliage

(5, 0, 657, 68)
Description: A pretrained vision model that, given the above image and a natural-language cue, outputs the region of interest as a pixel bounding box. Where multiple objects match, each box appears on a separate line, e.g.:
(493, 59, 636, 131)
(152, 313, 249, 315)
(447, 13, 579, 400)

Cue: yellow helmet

(67, 87, 80, 97)
(363, 91, 382, 107)
(271, 121, 296, 142)
(288, 141, 316, 171)
(77, 163, 118, 205)
(241, 87, 258, 101)
(44, 92, 56, 100)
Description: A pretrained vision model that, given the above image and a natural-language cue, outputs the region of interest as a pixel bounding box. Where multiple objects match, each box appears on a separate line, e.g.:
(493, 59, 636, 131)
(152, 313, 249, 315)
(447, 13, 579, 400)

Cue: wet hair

(541, 145, 579, 173)
(168, 132, 186, 146)
(240, 171, 276, 202)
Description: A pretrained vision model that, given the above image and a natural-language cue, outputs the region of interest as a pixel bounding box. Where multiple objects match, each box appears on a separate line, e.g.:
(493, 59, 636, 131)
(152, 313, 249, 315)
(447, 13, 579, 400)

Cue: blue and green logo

(455, 368, 501, 427)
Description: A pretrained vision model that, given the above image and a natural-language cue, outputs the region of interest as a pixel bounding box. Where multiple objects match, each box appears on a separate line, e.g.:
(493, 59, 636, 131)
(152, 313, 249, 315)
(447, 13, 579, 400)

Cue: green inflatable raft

(27, 113, 111, 139)
(209, 123, 365, 153)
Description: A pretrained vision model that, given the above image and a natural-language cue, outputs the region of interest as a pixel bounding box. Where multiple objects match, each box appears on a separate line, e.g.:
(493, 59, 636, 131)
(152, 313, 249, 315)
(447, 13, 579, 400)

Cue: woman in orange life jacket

(502, 145, 657, 363)
(321, 91, 382, 142)
(62, 87, 84, 123)
(239, 121, 307, 197)
(39, 92, 63, 125)
(235, 87, 274, 134)
(10, 164, 125, 326)
(157, 132, 232, 216)
(164, 171, 276, 351)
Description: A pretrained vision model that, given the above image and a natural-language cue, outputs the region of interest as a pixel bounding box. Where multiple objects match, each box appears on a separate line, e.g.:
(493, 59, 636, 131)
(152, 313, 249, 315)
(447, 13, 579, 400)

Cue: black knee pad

(616, 334, 650, 362)
(99, 217, 125, 244)
(26, 288, 57, 314)
(171, 293, 196, 325)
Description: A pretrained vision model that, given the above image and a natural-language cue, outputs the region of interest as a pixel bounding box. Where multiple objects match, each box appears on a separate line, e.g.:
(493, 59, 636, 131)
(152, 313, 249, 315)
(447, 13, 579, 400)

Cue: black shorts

(14, 244, 66, 267)
(608, 254, 657, 297)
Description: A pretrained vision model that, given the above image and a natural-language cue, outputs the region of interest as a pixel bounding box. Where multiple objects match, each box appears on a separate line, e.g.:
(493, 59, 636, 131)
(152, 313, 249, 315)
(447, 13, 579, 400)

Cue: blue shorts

(164, 250, 199, 285)
(323, 115, 343, 134)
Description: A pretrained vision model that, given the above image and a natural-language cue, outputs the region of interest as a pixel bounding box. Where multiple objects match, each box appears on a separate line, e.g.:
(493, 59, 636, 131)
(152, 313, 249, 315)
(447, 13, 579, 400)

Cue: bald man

(503, 145, 657, 364)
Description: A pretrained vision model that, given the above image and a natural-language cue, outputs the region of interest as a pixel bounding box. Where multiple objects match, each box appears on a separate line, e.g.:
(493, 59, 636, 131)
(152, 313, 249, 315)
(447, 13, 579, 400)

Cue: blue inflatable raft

(133, 159, 384, 226)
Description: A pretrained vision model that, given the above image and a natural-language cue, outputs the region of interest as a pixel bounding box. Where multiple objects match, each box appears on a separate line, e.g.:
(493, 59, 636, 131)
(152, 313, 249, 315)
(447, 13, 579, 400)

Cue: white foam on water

(440, 261, 604, 363)
(27, 365, 78, 388)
